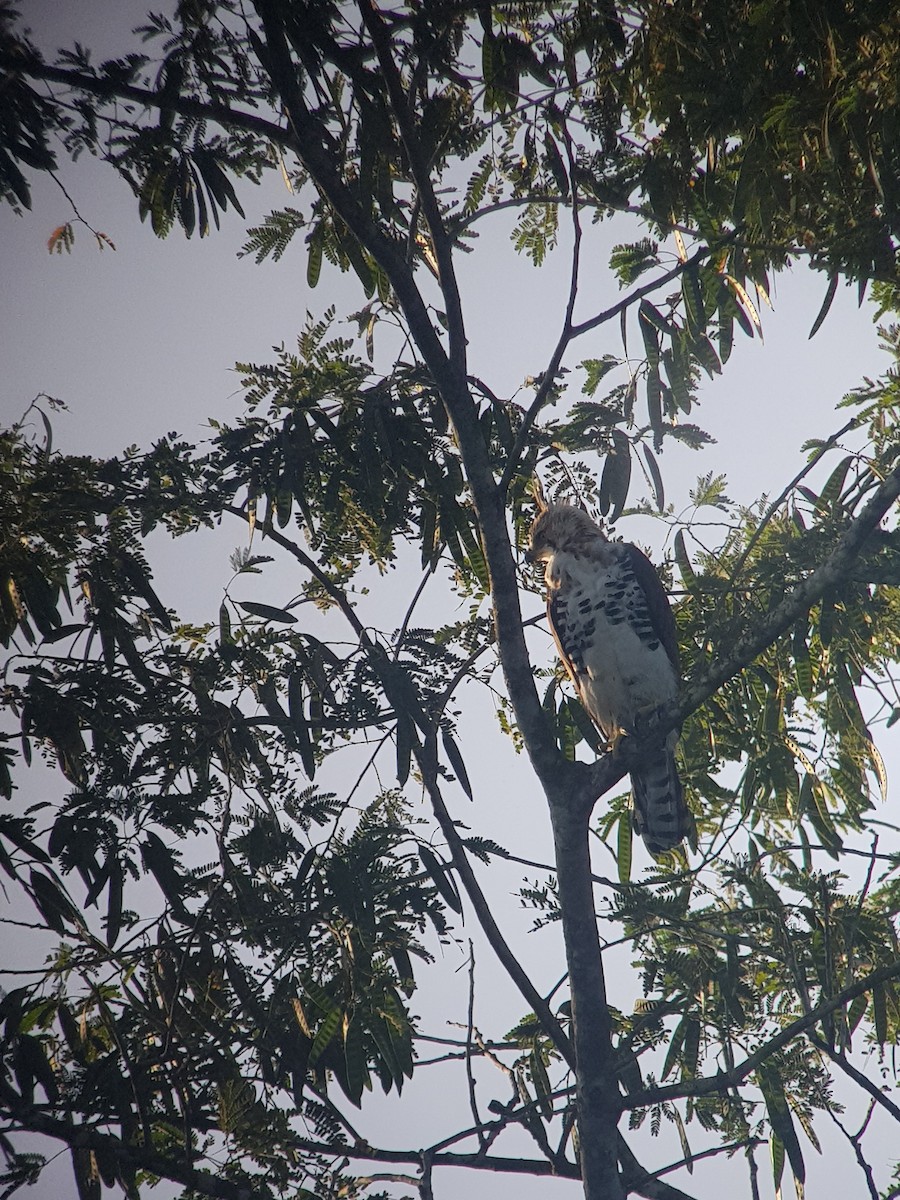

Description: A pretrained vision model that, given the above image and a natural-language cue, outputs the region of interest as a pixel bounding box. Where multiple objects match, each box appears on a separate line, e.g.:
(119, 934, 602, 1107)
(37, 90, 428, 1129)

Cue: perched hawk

(527, 503, 690, 854)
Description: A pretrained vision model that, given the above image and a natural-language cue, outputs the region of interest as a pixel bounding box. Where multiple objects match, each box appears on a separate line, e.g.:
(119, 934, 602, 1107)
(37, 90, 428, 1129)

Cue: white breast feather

(548, 547, 677, 736)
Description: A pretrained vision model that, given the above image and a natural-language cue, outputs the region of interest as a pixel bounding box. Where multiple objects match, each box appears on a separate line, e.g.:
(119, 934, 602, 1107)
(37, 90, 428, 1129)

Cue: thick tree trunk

(549, 796, 624, 1200)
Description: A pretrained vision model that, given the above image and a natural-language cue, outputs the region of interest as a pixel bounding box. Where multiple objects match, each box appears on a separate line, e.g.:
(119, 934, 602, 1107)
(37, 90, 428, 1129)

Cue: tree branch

(499, 126, 584, 498)
(0, 1104, 248, 1200)
(579, 460, 900, 809)
(808, 1033, 900, 1124)
(422, 760, 576, 1067)
(357, 0, 467, 374)
(247, 515, 577, 1064)
(623, 958, 900, 1110)
(0, 53, 289, 145)
(617, 1135, 699, 1200)
(289, 1135, 580, 1178)
(569, 245, 716, 341)
(680, 460, 900, 714)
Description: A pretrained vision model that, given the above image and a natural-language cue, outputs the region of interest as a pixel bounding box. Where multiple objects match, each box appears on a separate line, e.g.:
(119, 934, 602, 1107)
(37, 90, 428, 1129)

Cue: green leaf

(792, 625, 813, 700)
(682, 265, 706, 338)
(543, 131, 569, 197)
(29, 869, 78, 934)
(306, 223, 324, 288)
(369, 1008, 404, 1086)
(238, 601, 298, 623)
(609, 239, 660, 286)
(672, 1105, 693, 1173)
(530, 1048, 553, 1120)
(681, 1017, 700, 1079)
(391, 944, 415, 998)
(141, 833, 190, 923)
(441, 729, 473, 800)
(257, 675, 289, 726)
(557, 698, 579, 760)
(382, 988, 414, 1078)
(770, 1132, 785, 1197)
(809, 274, 839, 339)
(219, 602, 232, 644)
(193, 150, 245, 217)
(599, 429, 631, 523)
(717, 296, 735, 363)
(819, 454, 853, 514)
(565, 696, 605, 753)
(638, 301, 661, 367)
(455, 512, 490, 592)
(673, 530, 696, 591)
(395, 713, 413, 786)
(691, 334, 722, 378)
(617, 811, 632, 884)
(342, 1015, 369, 1107)
(759, 1066, 805, 1188)
(643, 445, 665, 512)
(873, 983, 888, 1045)
(343, 232, 375, 297)
(1, 816, 51, 864)
(308, 1004, 341, 1068)
(661, 1014, 687, 1081)
(646, 366, 663, 449)
(418, 845, 462, 914)
(846, 992, 869, 1039)
(105, 855, 123, 948)
(288, 672, 316, 779)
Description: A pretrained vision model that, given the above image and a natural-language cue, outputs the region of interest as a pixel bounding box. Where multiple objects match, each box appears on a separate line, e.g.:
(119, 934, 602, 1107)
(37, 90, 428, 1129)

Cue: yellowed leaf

(724, 273, 763, 333)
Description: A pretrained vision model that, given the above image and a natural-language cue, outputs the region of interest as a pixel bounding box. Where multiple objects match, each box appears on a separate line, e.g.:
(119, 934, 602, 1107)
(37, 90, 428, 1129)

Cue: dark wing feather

(623, 544, 680, 673)
(547, 591, 579, 685)
(547, 586, 613, 741)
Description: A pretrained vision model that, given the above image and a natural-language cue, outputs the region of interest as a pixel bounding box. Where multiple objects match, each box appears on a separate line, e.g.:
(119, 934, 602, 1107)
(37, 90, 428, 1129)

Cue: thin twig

(499, 123, 584, 498)
(465, 941, 486, 1149)
(824, 1099, 879, 1200)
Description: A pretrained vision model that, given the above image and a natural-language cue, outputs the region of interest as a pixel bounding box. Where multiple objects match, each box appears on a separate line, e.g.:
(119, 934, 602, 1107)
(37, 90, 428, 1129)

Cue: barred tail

(630, 731, 692, 855)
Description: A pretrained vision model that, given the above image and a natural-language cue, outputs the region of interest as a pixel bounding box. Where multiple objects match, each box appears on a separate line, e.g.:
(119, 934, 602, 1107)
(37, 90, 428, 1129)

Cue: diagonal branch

(679, 460, 900, 716)
(808, 1033, 900, 1124)
(569, 244, 716, 341)
(357, 0, 467, 374)
(250, 0, 455, 393)
(0, 53, 289, 144)
(0, 1101, 248, 1200)
(239, 512, 576, 1064)
(622, 958, 900, 1111)
(423, 755, 576, 1067)
(580, 461, 900, 808)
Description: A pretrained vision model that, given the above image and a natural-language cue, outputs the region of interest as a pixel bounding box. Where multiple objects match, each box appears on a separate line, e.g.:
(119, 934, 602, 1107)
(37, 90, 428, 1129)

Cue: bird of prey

(527, 503, 691, 854)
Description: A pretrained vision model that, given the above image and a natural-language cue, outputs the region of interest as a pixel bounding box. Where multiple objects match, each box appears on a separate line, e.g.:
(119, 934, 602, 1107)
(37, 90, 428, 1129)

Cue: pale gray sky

(2, 5, 898, 1199)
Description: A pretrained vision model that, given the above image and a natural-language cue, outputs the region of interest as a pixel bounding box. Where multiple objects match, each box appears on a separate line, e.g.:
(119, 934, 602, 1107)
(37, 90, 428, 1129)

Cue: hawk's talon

(607, 727, 628, 755)
(632, 704, 665, 737)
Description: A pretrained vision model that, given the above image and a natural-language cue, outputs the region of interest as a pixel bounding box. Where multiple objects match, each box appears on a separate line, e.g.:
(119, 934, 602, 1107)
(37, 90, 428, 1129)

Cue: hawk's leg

(631, 703, 670, 739)
(606, 726, 628, 755)
(608, 707, 672, 754)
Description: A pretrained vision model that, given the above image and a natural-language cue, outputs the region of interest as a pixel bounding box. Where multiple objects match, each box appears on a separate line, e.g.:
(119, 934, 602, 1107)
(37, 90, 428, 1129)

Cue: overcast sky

(3, 5, 899, 1199)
